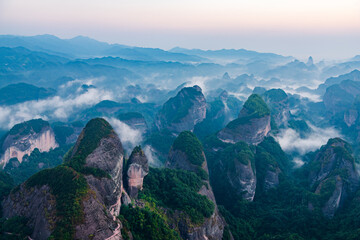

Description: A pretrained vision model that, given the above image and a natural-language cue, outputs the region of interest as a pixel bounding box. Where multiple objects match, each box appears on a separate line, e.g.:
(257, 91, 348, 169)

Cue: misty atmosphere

(1, 1, 360, 240)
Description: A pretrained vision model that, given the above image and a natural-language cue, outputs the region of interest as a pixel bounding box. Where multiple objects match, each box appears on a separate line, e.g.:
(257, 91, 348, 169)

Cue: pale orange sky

(1, 0, 360, 59)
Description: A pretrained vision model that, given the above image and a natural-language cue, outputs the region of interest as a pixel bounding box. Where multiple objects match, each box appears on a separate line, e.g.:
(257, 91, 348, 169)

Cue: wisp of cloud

(276, 123, 342, 155)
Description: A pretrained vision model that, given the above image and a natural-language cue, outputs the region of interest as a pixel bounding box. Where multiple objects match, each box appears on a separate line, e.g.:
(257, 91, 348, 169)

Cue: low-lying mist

(276, 123, 342, 156)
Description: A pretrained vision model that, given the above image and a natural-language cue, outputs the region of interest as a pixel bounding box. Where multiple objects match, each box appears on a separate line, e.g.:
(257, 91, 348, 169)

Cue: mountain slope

(2, 118, 124, 239)
(217, 94, 271, 144)
(0, 82, 55, 105)
(155, 85, 207, 134)
(0, 119, 58, 169)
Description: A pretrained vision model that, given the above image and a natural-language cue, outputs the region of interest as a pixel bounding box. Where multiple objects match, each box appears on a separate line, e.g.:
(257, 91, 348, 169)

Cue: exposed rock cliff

(217, 94, 271, 145)
(2, 184, 56, 240)
(126, 146, 149, 198)
(2, 118, 125, 240)
(165, 131, 225, 239)
(307, 138, 359, 217)
(155, 85, 206, 134)
(0, 119, 58, 168)
(262, 89, 290, 127)
(204, 134, 289, 205)
(216, 141, 257, 201)
(68, 118, 124, 239)
(255, 137, 289, 194)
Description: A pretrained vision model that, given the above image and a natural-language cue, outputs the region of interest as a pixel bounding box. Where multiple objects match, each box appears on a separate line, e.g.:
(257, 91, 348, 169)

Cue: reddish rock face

(217, 94, 271, 145)
(0, 122, 58, 168)
(217, 113, 271, 145)
(2, 118, 125, 240)
(73, 120, 124, 239)
(126, 147, 149, 199)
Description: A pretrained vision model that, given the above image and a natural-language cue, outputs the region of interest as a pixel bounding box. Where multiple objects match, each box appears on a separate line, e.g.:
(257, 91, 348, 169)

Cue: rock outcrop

(69, 118, 124, 239)
(262, 89, 290, 127)
(323, 80, 360, 114)
(306, 56, 314, 66)
(255, 137, 289, 193)
(2, 118, 125, 240)
(166, 131, 225, 240)
(217, 141, 257, 201)
(217, 94, 271, 145)
(0, 119, 58, 168)
(308, 138, 359, 217)
(155, 85, 206, 134)
(117, 112, 148, 133)
(125, 146, 149, 198)
(2, 184, 56, 240)
(344, 109, 358, 127)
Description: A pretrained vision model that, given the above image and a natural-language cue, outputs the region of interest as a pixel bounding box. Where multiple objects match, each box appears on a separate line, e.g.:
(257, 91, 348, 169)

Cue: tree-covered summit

(242, 94, 270, 117)
(172, 131, 205, 166)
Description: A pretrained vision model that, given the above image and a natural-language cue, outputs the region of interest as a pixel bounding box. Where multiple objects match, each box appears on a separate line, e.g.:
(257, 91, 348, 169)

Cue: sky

(0, 0, 360, 59)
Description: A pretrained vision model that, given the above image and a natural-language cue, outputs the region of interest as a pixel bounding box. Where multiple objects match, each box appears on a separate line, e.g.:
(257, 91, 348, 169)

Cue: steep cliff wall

(307, 138, 359, 217)
(0, 119, 58, 168)
(217, 94, 271, 145)
(155, 85, 206, 134)
(165, 131, 225, 239)
(2, 118, 125, 240)
(125, 146, 149, 198)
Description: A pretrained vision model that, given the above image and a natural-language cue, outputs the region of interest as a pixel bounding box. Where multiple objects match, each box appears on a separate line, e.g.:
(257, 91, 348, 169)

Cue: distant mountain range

(0, 34, 292, 63)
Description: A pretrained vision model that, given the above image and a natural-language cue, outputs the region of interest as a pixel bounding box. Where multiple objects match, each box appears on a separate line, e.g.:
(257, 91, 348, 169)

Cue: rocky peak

(2, 118, 125, 239)
(0, 119, 58, 168)
(308, 138, 359, 217)
(219, 90, 229, 102)
(125, 146, 149, 198)
(221, 141, 257, 201)
(165, 131, 225, 239)
(222, 72, 231, 81)
(166, 131, 206, 175)
(253, 87, 267, 95)
(307, 56, 314, 66)
(262, 88, 290, 127)
(67, 118, 124, 180)
(217, 94, 271, 144)
(155, 85, 206, 134)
